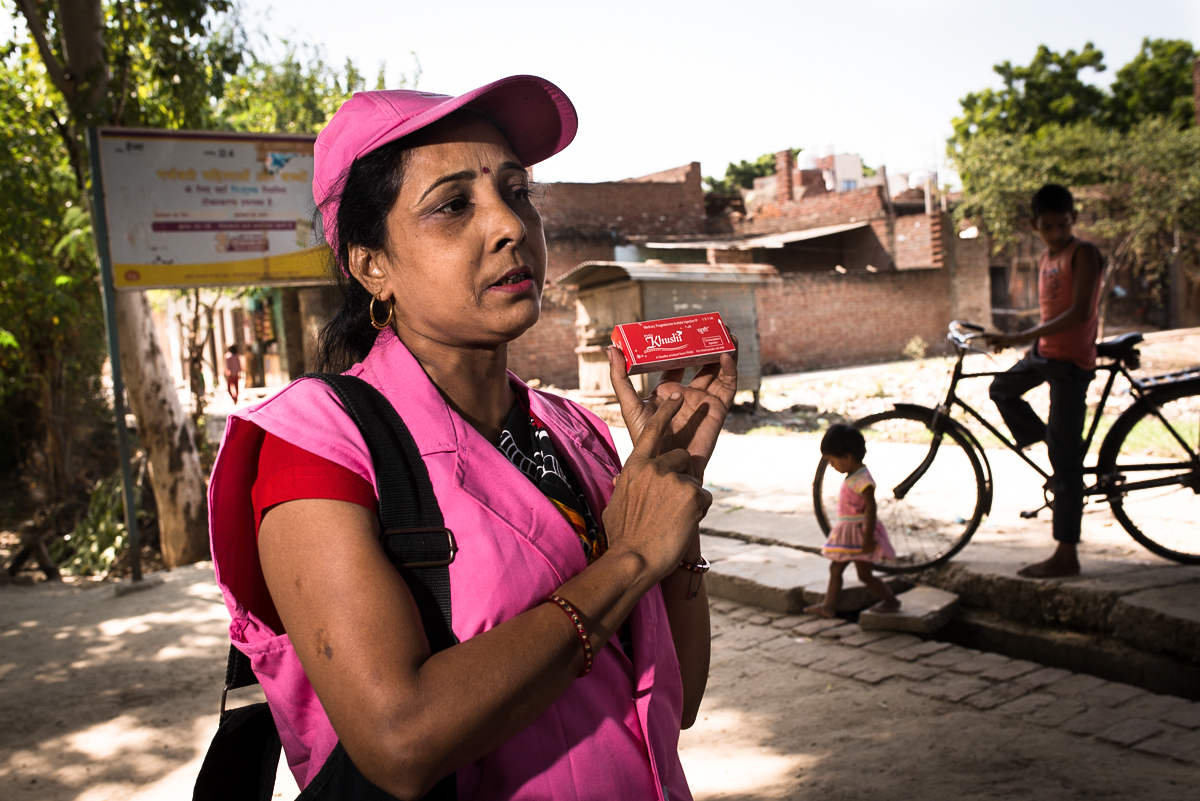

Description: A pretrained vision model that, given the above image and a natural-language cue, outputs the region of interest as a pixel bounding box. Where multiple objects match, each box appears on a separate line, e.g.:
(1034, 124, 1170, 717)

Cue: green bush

(49, 463, 150, 577)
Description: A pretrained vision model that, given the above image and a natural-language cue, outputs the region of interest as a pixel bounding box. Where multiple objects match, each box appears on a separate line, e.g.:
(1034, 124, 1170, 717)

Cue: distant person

(986, 183, 1103, 578)
(805, 424, 900, 618)
(223, 344, 241, 403)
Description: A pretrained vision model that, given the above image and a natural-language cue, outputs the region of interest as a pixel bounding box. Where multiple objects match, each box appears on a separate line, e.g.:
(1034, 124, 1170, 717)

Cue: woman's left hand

(608, 335, 739, 483)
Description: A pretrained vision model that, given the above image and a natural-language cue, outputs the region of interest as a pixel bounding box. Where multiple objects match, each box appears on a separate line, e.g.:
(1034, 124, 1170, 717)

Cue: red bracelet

(547, 595, 594, 677)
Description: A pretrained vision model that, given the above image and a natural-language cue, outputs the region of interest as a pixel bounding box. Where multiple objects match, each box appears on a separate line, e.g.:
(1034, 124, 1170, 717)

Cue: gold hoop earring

(369, 295, 394, 330)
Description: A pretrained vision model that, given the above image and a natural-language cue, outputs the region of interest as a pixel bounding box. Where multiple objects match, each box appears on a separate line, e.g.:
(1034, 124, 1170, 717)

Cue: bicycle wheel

(1096, 380, 1200, 564)
(813, 408, 988, 573)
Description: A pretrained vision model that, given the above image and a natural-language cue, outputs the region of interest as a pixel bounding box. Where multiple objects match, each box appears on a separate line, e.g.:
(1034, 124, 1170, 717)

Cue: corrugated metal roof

(642, 221, 870, 251)
(557, 261, 780, 288)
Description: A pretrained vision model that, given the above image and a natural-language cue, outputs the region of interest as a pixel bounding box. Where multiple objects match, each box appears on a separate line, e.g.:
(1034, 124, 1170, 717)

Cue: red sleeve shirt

(251, 432, 378, 535)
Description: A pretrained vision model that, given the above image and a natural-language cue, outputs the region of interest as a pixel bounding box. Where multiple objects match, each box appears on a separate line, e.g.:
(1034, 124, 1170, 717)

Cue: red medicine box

(611, 312, 734, 375)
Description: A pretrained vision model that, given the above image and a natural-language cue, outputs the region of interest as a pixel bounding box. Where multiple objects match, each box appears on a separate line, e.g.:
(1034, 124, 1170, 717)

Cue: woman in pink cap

(207, 76, 738, 800)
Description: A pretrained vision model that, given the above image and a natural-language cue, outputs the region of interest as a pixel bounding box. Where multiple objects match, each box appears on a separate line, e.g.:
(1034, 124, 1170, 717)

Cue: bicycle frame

(922, 330, 1200, 501)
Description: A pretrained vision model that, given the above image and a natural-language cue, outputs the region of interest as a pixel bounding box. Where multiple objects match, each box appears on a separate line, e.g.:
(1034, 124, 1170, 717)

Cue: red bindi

(481, 167, 489, 174)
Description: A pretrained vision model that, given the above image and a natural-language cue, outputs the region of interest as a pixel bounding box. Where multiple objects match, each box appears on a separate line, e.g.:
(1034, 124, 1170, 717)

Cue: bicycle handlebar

(948, 320, 989, 351)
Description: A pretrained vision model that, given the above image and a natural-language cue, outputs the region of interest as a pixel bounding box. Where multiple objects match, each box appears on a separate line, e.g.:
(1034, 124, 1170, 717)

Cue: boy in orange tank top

(985, 184, 1103, 578)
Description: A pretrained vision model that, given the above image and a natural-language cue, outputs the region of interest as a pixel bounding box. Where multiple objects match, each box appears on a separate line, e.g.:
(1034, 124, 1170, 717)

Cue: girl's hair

(227, 344, 238, 355)
(312, 137, 412, 373)
(821, 423, 866, 461)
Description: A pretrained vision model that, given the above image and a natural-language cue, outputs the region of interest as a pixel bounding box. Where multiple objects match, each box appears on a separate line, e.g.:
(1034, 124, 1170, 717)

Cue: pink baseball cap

(313, 74, 578, 259)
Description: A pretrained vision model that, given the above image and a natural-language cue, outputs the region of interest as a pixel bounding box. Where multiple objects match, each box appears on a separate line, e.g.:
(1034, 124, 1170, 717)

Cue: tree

(0, 43, 108, 508)
(951, 118, 1200, 328)
(703, 147, 802, 194)
(1109, 38, 1197, 131)
(14, 0, 245, 567)
(951, 43, 1109, 147)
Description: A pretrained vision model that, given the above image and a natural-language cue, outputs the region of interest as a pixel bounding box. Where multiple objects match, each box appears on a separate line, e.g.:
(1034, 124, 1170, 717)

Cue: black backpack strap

(199, 373, 457, 801)
(307, 373, 457, 653)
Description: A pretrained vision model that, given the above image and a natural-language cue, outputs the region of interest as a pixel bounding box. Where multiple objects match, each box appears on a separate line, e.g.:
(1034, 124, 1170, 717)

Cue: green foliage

(952, 118, 1200, 276)
(952, 43, 1108, 146)
(950, 40, 1195, 153)
(0, 43, 108, 488)
(903, 336, 928, 361)
(1110, 38, 1197, 131)
(49, 462, 151, 576)
(704, 147, 802, 194)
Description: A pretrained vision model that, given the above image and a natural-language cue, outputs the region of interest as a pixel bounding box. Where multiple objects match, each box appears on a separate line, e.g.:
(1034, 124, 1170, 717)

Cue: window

(840, 179, 857, 191)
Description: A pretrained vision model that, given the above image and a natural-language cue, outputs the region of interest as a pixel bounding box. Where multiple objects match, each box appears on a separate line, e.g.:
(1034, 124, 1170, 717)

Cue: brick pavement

(712, 599, 1200, 766)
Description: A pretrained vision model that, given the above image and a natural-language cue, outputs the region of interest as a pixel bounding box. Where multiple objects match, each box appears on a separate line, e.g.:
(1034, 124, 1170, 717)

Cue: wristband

(546, 595, 594, 677)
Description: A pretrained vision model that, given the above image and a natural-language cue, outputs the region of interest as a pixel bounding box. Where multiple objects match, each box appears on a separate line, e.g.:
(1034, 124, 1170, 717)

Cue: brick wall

(756, 269, 953, 373)
(893, 214, 935, 270)
(736, 186, 890, 237)
(534, 162, 706, 239)
(507, 238, 615, 388)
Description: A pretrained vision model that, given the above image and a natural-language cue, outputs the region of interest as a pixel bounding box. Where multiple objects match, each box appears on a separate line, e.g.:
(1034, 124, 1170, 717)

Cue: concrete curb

(924, 561, 1200, 665)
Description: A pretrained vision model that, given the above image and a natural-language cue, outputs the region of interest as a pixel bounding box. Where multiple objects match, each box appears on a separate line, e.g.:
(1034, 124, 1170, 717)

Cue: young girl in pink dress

(805, 424, 901, 618)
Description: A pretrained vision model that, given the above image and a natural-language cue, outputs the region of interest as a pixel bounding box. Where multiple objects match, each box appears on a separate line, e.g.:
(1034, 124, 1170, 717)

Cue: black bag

(194, 374, 458, 801)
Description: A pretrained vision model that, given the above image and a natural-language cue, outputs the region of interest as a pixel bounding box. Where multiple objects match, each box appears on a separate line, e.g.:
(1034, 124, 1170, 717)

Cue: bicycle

(812, 321, 1200, 572)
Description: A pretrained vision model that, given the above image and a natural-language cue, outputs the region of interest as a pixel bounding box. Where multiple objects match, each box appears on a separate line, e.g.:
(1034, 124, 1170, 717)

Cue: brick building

(510, 153, 990, 387)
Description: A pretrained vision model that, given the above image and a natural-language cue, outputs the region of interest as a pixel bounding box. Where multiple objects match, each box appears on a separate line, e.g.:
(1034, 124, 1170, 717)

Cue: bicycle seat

(1096, 332, 1144, 358)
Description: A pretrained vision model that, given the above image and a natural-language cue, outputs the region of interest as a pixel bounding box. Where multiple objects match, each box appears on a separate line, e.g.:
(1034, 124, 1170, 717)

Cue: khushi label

(611, 312, 735, 375)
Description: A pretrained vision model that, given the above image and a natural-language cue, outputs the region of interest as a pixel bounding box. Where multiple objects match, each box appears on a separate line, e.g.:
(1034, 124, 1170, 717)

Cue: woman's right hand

(602, 392, 713, 582)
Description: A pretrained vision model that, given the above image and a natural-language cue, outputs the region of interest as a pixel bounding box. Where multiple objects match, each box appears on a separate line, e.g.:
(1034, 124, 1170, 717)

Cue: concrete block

(1063, 708, 1125, 736)
(919, 645, 978, 668)
(719, 626, 783, 652)
(890, 640, 951, 662)
(995, 691, 1058, 717)
(907, 674, 991, 703)
(820, 623, 863, 640)
(770, 614, 808, 630)
(891, 662, 939, 682)
(1013, 666, 1072, 690)
(839, 629, 895, 648)
(789, 640, 837, 667)
(807, 649, 866, 673)
(1133, 727, 1200, 763)
(1161, 702, 1200, 730)
(947, 652, 1013, 676)
(745, 614, 773, 626)
(1025, 697, 1088, 728)
(964, 682, 1030, 711)
(702, 535, 821, 613)
(1077, 681, 1146, 708)
(1110, 583, 1200, 664)
(859, 585, 959, 634)
(852, 659, 905, 685)
(1117, 694, 1190, 722)
(979, 658, 1041, 682)
(792, 616, 847, 636)
(1095, 718, 1166, 747)
(862, 634, 922, 654)
(1044, 673, 1107, 697)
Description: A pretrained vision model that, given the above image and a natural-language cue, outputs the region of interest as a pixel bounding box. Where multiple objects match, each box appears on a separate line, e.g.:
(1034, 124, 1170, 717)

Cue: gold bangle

(677, 556, 710, 600)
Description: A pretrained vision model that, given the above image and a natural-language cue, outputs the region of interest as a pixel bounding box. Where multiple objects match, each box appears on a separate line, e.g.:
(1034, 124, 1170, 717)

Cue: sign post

(87, 126, 142, 581)
(86, 126, 328, 581)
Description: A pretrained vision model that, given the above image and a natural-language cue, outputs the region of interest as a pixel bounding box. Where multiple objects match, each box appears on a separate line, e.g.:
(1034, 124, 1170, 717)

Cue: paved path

(681, 601, 1200, 799)
(3, 567, 1198, 801)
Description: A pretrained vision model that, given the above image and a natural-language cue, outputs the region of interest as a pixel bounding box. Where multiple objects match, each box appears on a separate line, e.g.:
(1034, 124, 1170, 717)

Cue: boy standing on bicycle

(986, 184, 1103, 578)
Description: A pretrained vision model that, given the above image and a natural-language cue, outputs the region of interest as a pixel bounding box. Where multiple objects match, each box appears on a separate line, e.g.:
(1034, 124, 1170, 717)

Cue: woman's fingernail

(670, 391, 682, 400)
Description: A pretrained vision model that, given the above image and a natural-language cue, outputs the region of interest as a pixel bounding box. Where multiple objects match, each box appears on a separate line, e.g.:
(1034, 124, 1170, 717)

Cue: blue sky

(11, 0, 1200, 185)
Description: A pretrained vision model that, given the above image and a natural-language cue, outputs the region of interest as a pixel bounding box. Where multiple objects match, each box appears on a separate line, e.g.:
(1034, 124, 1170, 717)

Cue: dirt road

(3, 565, 1194, 800)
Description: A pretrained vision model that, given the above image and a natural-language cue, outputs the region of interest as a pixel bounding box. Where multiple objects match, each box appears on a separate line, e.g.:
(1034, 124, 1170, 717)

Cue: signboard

(95, 128, 329, 289)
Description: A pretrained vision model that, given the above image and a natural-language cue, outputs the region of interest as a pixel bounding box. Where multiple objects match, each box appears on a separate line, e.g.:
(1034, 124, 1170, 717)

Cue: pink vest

(208, 329, 690, 800)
